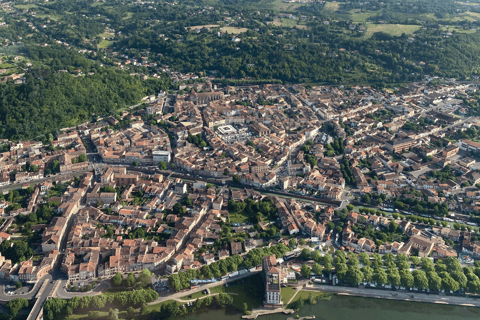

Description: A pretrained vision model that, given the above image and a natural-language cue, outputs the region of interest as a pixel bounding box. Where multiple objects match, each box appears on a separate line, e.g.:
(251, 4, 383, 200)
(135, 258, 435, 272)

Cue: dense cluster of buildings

(1, 80, 480, 292)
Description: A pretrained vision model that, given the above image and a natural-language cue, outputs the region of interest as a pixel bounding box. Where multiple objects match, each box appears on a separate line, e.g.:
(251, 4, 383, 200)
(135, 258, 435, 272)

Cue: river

(176, 295, 480, 320)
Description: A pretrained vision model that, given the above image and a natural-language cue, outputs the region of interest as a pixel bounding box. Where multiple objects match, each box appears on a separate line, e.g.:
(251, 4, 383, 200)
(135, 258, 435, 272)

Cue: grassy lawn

(186, 24, 220, 31)
(145, 299, 177, 313)
(364, 23, 421, 38)
(14, 4, 38, 9)
(350, 9, 380, 22)
(103, 288, 131, 295)
(280, 18, 298, 28)
(287, 290, 330, 307)
(229, 212, 249, 223)
(324, 1, 340, 12)
(68, 310, 128, 320)
(262, 0, 301, 12)
(281, 287, 297, 305)
(178, 274, 264, 311)
(98, 40, 113, 49)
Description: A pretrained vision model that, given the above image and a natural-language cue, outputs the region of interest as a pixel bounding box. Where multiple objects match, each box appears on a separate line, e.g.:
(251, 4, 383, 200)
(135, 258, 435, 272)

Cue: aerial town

(3, 79, 480, 317)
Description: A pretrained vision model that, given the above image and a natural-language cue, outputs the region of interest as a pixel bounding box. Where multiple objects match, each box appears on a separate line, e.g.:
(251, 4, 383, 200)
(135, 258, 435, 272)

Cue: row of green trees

(168, 243, 289, 291)
(324, 251, 480, 294)
(43, 288, 159, 320)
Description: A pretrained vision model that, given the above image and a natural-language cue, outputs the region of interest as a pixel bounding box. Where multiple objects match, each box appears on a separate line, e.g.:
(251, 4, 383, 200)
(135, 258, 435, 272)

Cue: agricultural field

(220, 27, 248, 34)
(363, 23, 421, 38)
(13, 3, 38, 9)
(349, 9, 380, 22)
(263, 0, 302, 12)
(186, 24, 220, 31)
(98, 40, 113, 49)
(323, 1, 340, 12)
(295, 24, 309, 30)
(272, 18, 299, 28)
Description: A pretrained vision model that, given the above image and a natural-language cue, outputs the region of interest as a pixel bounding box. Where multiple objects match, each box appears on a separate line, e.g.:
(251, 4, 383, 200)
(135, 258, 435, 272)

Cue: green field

(220, 27, 248, 34)
(281, 287, 297, 304)
(350, 9, 380, 22)
(364, 23, 421, 38)
(14, 4, 38, 9)
(255, 0, 301, 12)
(324, 1, 340, 12)
(145, 299, 177, 313)
(68, 310, 128, 320)
(228, 212, 249, 223)
(279, 18, 298, 28)
(99, 40, 113, 49)
(287, 290, 330, 307)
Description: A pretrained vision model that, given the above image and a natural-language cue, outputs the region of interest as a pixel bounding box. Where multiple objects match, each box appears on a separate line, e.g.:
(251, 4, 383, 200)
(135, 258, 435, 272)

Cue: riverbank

(307, 284, 480, 308)
(175, 295, 480, 320)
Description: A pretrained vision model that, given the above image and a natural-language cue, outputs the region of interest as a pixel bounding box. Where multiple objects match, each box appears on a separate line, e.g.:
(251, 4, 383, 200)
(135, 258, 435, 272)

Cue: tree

(289, 238, 297, 249)
(233, 174, 241, 183)
(427, 271, 442, 291)
(111, 273, 123, 287)
(182, 197, 193, 207)
(413, 270, 429, 290)
(15, 281, 22, 289)
(6, 298, 28, 317)
(243, 302, 249, 314)
(421, 257, 435, 273)
(158, 161, 167, 170)
(361, 266, 374, 283)
(451, 271, 468, 289)
(468, 278, 480, 294)
(346, 265, 364, 286)
(137, 269, 152, 287)
(109, 308, 119, 320)
(400, 270, 414, 289)
(311, 250, 322, 263)
(410, 256, 421, 266)
(78, 154, 88, 162)
(445, 256, 463, 273)
(359, 253, 371, 266)
(346, 204, 354, 211)
(299, 239, 306, 246)
(374, 269, 388, 285)
(126, 273, 136, 287)
(335, 263, 348, 281)
(312, 263, 323, 275)
(172, 203, 187, 216)
(140, 304, 149, 316)
(127, 306, 136, 318)
(301, 264, 311, 278)
(441, 273, 460, 292)
(133, 161, 139, 166)
(300, 248, 310, 260)
(387, 268, 401, 287)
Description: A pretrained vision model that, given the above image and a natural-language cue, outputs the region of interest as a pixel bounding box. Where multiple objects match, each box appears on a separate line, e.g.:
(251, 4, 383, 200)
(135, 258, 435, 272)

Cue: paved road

(0, 275, 52, 302)
(29, 279, 56, 320)
(308, 283, 480, 307)
(148, 271, 261, 305)
(0, 167, 98, 193)
(55, 280, 111, 299)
